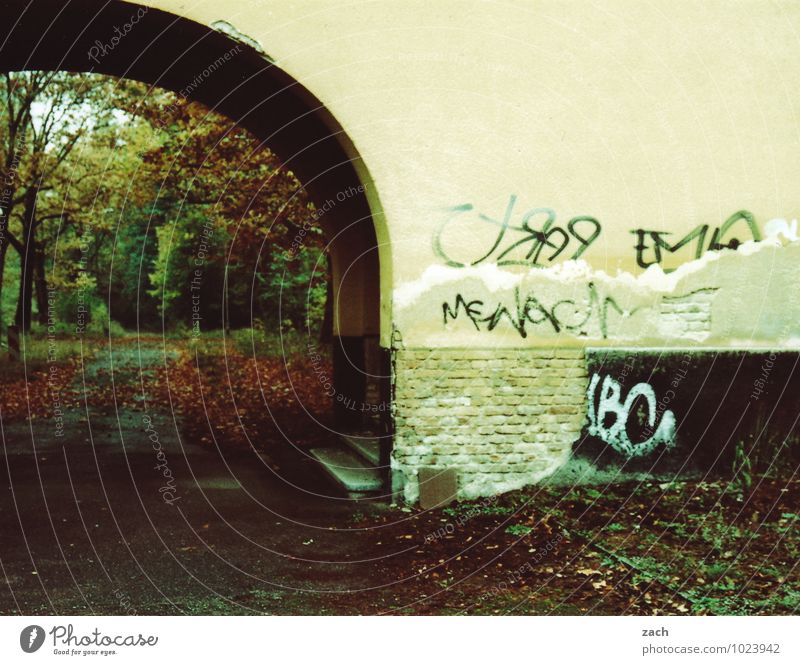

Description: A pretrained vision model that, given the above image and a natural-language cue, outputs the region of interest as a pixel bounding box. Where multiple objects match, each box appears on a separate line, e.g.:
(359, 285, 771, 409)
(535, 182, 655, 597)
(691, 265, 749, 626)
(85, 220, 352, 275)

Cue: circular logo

(20, 625, 45, 653)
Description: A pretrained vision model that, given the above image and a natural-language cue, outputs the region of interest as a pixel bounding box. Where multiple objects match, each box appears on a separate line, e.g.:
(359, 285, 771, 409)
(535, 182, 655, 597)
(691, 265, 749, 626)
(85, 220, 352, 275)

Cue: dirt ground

(1, 337, 798, 615)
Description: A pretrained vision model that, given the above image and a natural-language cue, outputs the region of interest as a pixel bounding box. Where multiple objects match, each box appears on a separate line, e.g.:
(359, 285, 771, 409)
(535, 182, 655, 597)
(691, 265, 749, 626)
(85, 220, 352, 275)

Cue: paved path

(0, 341, 392, 615)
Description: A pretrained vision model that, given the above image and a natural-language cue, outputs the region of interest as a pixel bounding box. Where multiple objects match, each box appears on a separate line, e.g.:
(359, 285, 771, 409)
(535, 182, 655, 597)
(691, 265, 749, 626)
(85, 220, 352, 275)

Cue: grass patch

(230, 326, 317, 360)
(0, 334, 92, 380)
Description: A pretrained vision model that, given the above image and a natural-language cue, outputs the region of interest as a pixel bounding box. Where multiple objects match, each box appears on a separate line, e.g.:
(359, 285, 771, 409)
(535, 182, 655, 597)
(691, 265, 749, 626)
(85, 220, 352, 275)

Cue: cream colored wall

(145, 0, 800, 345)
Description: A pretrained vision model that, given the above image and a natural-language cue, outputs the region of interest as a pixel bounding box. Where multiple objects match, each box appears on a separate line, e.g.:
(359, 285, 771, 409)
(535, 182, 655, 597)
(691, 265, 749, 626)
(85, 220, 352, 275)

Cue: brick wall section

(659, 290, 716, 340)
(392, 347, 587, 502)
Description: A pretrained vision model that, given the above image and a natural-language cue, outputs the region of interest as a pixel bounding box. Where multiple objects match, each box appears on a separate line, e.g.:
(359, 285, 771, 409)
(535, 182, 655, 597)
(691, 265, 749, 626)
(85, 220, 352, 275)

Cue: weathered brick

(392, 346, 589, 502)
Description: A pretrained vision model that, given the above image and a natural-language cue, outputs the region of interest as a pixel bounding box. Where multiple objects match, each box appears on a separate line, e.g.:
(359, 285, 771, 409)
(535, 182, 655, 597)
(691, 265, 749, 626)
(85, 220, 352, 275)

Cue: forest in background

(0, 71, 329, 343)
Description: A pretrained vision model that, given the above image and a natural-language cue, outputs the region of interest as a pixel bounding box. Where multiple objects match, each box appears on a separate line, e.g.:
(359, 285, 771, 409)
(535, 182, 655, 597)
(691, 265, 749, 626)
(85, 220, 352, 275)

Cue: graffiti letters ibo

(586, 374, 677, 457)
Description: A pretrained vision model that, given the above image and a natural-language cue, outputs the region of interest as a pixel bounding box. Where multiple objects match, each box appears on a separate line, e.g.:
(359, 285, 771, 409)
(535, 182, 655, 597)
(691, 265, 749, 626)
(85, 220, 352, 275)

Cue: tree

(1, 72, 329, 336)
(134, 88, 327, 333)
(0, 72, 123, 331)
(0, 71, 45, 330)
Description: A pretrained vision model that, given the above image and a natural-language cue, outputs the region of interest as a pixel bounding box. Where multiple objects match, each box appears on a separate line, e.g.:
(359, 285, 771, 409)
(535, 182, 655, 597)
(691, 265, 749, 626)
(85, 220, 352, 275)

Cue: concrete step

(340, 433, 380, 467)
(309, 446, 383, 493)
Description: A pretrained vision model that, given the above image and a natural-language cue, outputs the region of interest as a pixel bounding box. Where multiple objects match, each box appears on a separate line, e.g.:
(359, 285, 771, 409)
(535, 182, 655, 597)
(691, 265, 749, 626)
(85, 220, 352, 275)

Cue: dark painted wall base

(578, 349, 800, 475)
(332, 336, 390, 435)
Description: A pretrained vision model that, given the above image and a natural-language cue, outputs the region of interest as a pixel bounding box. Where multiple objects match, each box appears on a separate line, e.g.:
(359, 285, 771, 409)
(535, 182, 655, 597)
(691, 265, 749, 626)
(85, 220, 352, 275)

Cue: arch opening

(0, 0, 393, 489)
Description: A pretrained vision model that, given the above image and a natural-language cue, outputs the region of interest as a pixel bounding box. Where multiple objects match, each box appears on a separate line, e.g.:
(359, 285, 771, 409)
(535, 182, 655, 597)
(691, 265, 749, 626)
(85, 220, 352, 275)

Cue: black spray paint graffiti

(433, 195, 602, 268)
(586, 373, 676, 458)
(442, 283, 640, 339)
(631, 210, 760, 269)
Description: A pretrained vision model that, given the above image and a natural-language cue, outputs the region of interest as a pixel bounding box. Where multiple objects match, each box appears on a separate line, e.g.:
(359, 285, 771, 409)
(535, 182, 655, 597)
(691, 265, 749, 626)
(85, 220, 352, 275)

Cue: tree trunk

(0, 207, 11, 329)
(14, 238, 34, 332)
(320, 255, 333, 343)
(0, 236, 7, 330)
(34, 244, 48, 326)
(14, 188, 36, 332)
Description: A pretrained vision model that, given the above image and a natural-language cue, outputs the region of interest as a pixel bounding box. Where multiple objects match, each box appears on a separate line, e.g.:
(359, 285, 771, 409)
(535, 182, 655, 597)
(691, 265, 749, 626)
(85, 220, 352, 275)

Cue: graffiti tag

(442, 283, 640, 339)
(631, 210, 760, 269)
(586, 373, 676, 457)
(433, 195, 602, 268)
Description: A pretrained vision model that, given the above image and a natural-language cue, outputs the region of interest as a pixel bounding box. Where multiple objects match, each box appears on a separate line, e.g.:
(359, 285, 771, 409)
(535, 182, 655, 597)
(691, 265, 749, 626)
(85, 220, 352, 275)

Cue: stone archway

(0, 0, 393, 490)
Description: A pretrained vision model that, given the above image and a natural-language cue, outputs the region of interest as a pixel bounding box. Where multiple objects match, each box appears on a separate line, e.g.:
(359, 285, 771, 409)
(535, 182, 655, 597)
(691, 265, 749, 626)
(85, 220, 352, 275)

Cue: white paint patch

(393, 263, 523, 309)
(211, 20, 272, 59)
(764, 218, 799, 242)
(393, 237, 800, 309)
